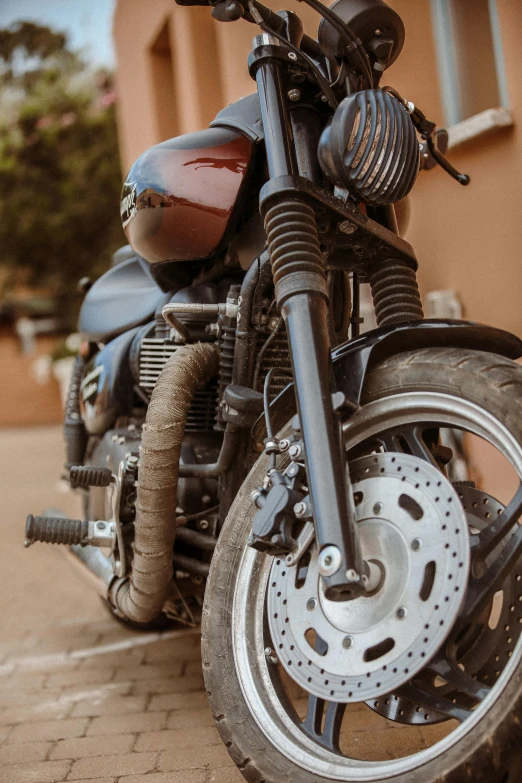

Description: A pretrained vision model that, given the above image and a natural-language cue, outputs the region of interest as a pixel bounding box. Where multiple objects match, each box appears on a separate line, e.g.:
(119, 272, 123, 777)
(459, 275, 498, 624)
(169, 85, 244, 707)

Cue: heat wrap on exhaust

(109, 341, 220, 624)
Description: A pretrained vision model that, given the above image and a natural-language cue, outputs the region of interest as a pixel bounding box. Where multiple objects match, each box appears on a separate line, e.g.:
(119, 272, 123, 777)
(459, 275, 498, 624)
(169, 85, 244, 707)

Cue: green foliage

(0, 21, 124, 323)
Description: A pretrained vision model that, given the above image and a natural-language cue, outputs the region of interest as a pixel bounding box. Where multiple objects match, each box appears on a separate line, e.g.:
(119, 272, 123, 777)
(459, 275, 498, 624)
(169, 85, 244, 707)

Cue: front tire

(202, 348, 522, 783)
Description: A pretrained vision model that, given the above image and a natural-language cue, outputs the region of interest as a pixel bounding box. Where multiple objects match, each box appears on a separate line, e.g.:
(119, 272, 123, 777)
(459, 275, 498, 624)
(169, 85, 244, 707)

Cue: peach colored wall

(114, 0, 522, 337)
(0, 334, 63, 427)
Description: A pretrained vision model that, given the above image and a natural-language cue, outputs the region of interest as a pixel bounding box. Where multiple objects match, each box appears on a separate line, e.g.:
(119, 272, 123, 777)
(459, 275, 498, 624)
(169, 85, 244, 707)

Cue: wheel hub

(267, 452, 470, 703)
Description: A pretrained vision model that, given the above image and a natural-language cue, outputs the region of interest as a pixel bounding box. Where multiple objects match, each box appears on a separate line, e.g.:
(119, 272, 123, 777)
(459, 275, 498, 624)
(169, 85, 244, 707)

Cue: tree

(0, 22, 124, 324)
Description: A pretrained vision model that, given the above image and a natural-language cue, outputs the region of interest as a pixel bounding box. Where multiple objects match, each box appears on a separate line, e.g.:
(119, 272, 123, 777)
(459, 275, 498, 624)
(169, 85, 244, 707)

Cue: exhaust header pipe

(109, 341, 220, 625)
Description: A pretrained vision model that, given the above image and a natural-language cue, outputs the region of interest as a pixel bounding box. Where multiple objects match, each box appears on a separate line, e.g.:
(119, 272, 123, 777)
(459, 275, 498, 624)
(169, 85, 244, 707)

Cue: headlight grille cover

(318, 89, 420, 205)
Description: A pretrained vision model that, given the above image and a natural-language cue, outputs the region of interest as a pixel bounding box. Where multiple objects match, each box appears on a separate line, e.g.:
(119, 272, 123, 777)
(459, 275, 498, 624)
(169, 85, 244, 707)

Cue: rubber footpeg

(69, 466, 112, 488)
(25, 515, 89, 547)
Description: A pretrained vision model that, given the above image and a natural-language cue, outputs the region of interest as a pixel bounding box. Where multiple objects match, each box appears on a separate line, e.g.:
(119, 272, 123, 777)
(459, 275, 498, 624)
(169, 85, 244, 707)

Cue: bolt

(288, 444, 301, 460)
(287, 464, 298, 478)
(320, 94, 328, 102)
(287, 88, 301, 101)
(294, 501, 307, 518)
(339, 220, 356, 235)
(268, 317, 279, 330)
(411, 538, 422, 551)
(288, 51, 298, 60)
(319, 545, 341, 576)
(307, 598, 317, 611)
(342, 636, 353, 649)
(279, 439, 290, 452)
(375, 28, 382, 35)
(199, 519, 209, 530)
(373, 502, 383, 515)
(265, 647, 278, 664)
(397, 606, 407, 619)
(346, 569, 361, 583)
(96, 522, 106, 530)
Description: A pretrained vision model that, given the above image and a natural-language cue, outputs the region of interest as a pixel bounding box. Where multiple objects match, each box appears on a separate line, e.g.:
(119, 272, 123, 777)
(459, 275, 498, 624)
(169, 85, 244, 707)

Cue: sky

(0, 0, 116, 67)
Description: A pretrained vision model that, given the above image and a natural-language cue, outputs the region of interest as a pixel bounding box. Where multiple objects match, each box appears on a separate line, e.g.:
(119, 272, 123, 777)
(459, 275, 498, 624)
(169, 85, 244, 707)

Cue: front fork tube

(283, 291, 365, 600)
(252, 47, 365, 599)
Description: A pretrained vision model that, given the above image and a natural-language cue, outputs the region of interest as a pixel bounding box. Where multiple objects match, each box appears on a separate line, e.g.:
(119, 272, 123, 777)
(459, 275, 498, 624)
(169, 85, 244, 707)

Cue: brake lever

(384, 86, 470, 186)
(426, 135, 470, 186)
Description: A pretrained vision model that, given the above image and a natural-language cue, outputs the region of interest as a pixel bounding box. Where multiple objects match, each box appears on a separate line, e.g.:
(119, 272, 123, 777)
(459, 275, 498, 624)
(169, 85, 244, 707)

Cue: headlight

(318, 89, 419, 206)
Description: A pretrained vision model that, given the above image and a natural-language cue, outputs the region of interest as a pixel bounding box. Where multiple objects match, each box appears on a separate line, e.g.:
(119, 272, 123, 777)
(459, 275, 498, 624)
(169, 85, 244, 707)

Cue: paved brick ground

(0, 427, 445, 783)
(0, 427, 241, 783)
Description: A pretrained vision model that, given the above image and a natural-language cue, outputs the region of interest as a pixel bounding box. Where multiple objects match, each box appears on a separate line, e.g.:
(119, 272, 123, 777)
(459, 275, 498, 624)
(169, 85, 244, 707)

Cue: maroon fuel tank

(120, 127, 253, 265)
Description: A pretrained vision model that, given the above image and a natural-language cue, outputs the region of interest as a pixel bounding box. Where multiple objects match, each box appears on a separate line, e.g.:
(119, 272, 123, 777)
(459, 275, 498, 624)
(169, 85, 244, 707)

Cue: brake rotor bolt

(373, 502, 383, 515)
(342, 636, 353, 649)
(264, 647, 278, 664)
(411, 538, 422, 551)
(397, 606, 407, 619)
(307, 598, 317, 611)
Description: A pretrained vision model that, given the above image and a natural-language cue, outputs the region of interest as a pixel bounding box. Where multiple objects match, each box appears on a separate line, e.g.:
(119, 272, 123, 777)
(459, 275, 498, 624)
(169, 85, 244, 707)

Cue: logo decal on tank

(120, 181, 137, 228)
(81, 365, 103, 403)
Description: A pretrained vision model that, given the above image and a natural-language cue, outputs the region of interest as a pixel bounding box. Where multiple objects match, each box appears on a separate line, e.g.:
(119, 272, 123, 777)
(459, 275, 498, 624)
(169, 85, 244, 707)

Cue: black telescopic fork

(249, 34, 365, 600)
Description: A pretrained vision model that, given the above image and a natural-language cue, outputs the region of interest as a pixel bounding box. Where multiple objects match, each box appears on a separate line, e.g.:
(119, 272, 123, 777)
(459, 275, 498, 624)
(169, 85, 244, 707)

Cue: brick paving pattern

(0, 427, 439, 782)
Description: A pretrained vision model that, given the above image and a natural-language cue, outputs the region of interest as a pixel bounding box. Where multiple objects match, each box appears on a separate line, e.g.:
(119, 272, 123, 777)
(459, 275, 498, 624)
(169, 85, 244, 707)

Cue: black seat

(79, 253, 166, 342)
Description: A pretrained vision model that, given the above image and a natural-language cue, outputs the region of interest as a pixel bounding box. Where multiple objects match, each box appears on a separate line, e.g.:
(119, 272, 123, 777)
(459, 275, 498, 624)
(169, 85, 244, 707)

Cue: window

(430, 0, 509, 127)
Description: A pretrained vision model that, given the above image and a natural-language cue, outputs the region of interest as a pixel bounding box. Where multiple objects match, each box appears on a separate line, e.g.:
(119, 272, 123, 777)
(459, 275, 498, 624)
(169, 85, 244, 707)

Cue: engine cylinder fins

(318, 89, 419, 206)
(25, 515, 89, 547)
(69, 465, 113, 488)
(370, 262, 424, 327)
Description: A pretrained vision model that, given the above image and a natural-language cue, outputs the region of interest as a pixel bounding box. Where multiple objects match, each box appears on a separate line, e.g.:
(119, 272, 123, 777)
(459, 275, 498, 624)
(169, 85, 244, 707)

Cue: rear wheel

(202, 348, 522, 783)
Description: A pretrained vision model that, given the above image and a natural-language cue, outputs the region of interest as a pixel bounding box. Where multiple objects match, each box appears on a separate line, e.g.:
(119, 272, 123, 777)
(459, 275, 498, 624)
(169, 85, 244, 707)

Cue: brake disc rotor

(367, 485, 522, 725)
(267, 452, 470, 703)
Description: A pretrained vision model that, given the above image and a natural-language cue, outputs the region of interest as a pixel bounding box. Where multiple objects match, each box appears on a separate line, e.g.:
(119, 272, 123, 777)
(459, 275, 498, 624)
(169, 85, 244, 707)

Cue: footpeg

(69, 466, 113, 488)
(25, 514, 115, 548)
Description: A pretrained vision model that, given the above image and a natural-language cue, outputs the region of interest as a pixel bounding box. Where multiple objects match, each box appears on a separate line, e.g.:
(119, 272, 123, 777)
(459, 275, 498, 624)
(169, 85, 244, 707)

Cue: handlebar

(175, 0, 321, 57)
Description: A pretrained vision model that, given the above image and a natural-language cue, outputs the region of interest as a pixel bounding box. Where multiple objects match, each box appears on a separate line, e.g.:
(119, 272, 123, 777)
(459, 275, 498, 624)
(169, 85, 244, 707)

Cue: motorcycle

(25, 0, 522, 780)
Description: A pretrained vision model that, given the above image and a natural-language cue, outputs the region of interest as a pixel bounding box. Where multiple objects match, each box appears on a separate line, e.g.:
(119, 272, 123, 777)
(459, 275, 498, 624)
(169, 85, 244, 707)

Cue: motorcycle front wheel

(202, 348, 522, 783)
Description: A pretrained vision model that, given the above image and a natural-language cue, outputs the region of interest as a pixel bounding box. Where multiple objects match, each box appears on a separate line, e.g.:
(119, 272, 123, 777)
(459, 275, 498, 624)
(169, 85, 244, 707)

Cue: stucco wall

(113, 0, 522, 337)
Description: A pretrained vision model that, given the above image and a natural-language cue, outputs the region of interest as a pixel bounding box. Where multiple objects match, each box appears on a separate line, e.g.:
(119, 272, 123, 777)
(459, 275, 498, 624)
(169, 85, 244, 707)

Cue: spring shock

(64, 354, 88, 470)
(370, 261, 424, 327)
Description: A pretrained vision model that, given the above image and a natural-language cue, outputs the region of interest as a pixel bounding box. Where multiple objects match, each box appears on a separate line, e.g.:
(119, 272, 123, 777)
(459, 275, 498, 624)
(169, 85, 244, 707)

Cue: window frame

(430, 0, 510, 128)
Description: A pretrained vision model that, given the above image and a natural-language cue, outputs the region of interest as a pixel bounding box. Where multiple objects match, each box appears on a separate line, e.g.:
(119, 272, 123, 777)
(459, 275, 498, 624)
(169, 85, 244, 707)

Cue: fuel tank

(121, 127, 253, 266)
